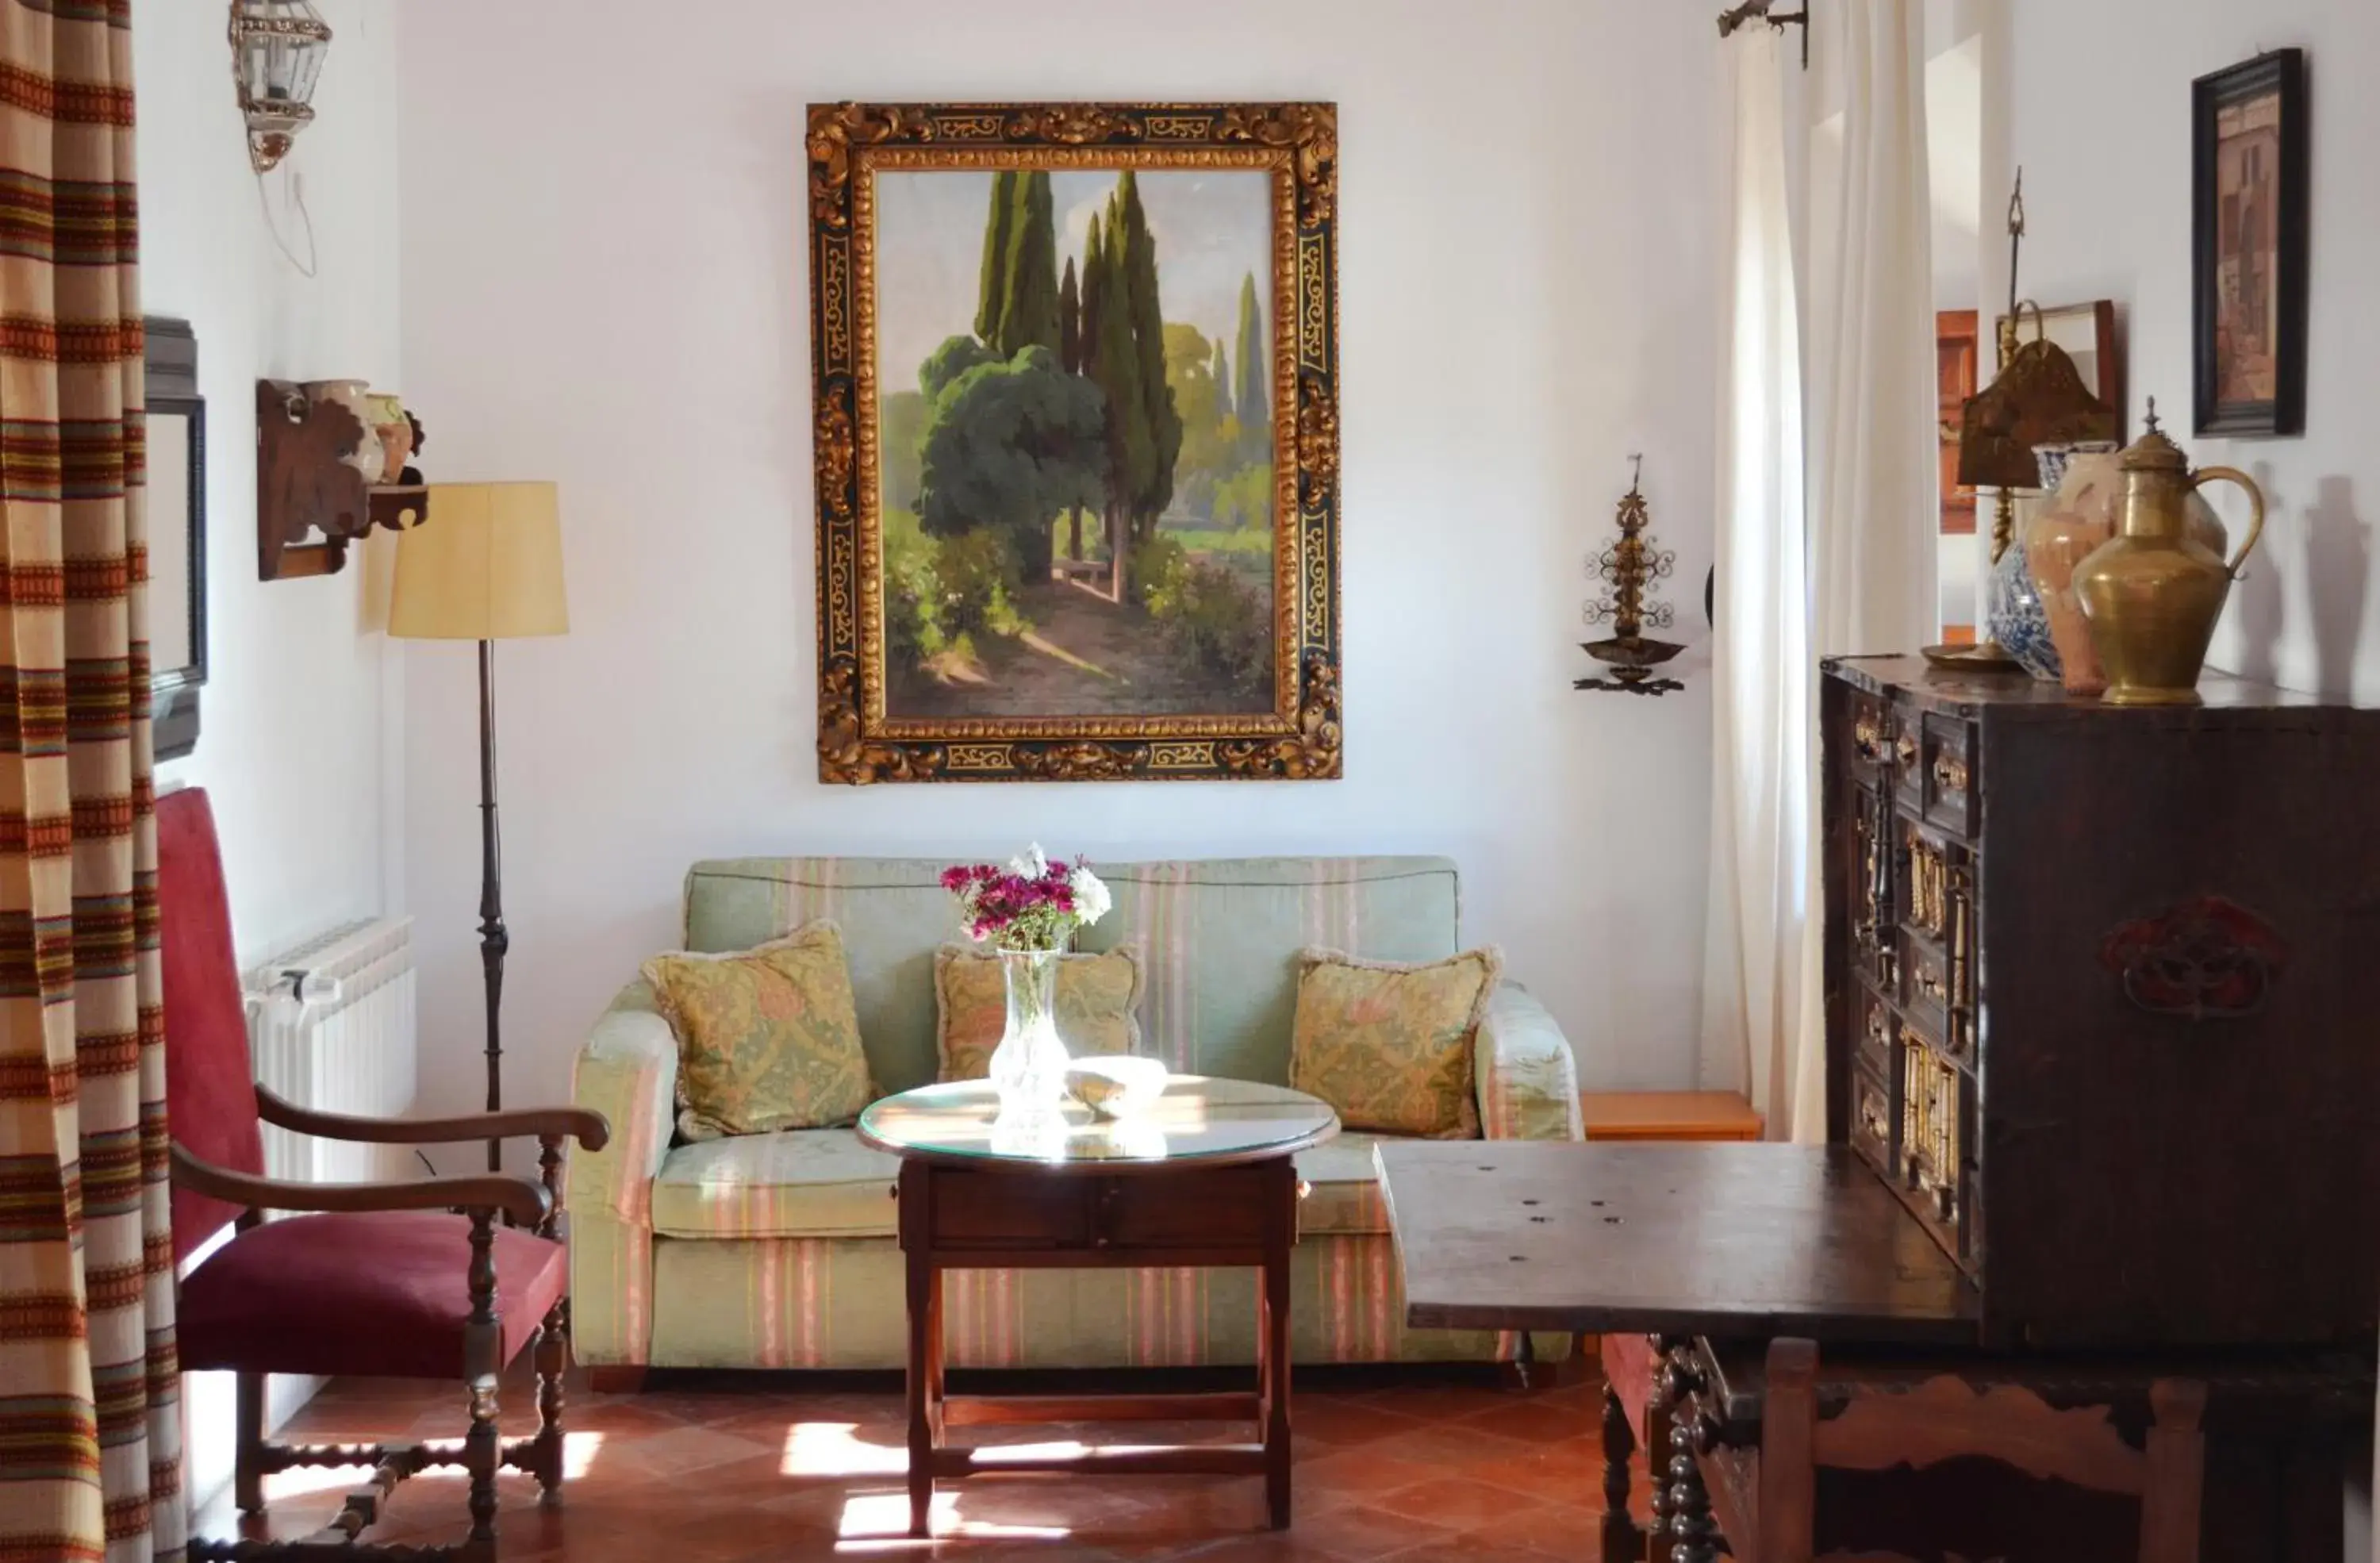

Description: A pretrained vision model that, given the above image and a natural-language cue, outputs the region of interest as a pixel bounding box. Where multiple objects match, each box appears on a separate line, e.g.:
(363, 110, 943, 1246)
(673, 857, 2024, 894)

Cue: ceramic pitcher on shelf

(2071, 401, 2266, 707)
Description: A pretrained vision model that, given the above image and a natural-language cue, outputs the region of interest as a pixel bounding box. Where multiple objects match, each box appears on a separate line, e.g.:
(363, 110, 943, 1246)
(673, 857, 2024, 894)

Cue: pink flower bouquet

(939, 844, 1112, 954)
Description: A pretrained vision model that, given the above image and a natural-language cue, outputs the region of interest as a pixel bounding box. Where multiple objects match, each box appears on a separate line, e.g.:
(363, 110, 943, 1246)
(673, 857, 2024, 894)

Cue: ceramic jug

(2071, 405, 2266, 707)
(2025, 451, 2124, 696)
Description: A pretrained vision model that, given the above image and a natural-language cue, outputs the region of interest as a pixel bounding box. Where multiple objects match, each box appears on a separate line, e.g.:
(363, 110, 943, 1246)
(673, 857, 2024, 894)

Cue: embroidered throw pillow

(934, 945, 1144, 1083)
(643, 920, 873, 1141)
(1288, 947, 1502, 1139)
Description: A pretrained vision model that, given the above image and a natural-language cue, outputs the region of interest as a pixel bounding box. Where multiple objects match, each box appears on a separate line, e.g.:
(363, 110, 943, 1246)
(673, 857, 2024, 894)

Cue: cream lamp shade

(389, 482, 569, 640)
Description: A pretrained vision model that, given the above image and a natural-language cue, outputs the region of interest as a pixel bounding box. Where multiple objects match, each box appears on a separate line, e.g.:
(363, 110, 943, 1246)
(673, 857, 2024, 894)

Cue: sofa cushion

(647, 1127, 1393, 1242)
(651, 1128, 901, 1240)
(679, 857, 1462, 1097)
(643, 921, 873, 1141)
(1290, 947, 1501, 1138)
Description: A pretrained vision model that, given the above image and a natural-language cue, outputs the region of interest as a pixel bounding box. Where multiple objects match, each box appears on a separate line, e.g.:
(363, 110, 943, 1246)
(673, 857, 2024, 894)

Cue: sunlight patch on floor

(782, 1420, 908, 1478)
(832, 1490, 1069, 1549)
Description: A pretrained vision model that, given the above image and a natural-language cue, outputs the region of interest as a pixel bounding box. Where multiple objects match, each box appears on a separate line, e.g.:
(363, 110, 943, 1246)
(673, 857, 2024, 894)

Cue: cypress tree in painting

(1114, 171, 1182, 543)
(1091, 196, 1154, 593)
(1058, 251, 1086, 559)
(974, 171, 1017, 346)
(1234, 272, 1268, 441)
(1212, 336, 1232, 421)
(992, 171, 1061, 358)
(1058, 255, 1081, 375)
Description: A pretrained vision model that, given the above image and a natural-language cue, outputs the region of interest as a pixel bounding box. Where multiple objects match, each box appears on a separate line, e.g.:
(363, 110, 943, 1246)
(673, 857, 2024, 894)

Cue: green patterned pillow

(1288, 947, 1500, 1139)
(643, 920, 873, 1141)
(935, 945, 1143, 1082)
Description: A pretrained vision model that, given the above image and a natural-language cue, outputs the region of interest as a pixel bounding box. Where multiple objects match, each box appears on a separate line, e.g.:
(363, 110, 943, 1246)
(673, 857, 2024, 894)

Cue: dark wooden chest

(1821, 655, 2380, 1348)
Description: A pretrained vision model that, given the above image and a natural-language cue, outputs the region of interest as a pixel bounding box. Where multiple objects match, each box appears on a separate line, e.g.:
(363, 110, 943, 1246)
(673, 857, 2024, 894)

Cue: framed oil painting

(2193, 49, 2308, 438)
(808, 102, 1340, 783)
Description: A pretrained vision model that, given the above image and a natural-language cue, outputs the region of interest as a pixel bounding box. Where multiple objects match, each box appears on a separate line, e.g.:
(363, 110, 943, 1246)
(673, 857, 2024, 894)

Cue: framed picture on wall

(807, 102, 1341, 784)
(2193, 48, 2309, 438)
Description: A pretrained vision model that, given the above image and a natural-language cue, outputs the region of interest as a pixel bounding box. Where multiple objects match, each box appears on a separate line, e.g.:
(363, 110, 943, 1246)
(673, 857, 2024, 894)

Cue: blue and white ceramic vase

(1987, 540, 2061, 682)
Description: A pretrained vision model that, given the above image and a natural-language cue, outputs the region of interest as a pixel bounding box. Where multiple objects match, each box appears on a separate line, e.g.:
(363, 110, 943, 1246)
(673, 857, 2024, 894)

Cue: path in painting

(889, 579, 1238, 719)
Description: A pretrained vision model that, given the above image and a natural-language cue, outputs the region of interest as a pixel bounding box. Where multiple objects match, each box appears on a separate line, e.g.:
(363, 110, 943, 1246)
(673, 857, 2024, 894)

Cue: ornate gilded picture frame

(807, 102, 1341, 784)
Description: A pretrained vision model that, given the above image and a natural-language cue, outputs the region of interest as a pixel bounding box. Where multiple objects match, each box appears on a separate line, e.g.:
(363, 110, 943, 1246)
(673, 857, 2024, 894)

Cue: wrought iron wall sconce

(1576, 458, 1687, 697)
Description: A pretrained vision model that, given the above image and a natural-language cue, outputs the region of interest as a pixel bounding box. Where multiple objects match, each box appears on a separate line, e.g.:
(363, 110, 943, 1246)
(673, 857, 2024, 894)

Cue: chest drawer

(916, 1163, 1284, 1257)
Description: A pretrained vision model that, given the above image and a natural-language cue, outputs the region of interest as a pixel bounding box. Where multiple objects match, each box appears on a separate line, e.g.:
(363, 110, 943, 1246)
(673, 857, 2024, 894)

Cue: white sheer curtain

(1702, 3, 1935, 1142)
(1700, 29, 1812, 1134)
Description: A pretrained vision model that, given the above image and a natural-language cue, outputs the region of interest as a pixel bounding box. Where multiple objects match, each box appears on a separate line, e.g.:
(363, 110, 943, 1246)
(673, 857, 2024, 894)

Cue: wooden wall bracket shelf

(255, 380, 428, 581)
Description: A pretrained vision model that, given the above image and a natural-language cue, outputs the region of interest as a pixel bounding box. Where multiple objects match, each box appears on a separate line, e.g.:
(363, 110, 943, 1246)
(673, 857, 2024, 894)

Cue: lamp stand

(477, 638, 509, 1174)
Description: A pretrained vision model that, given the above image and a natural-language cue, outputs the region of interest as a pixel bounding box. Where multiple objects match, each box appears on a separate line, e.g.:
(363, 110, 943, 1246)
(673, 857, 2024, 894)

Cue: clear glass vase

(987, 948, 1070, 1112)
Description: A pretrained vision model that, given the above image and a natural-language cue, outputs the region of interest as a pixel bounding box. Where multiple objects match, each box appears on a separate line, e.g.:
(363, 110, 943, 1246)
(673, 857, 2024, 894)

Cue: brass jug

(2072, 404, 2266, 706)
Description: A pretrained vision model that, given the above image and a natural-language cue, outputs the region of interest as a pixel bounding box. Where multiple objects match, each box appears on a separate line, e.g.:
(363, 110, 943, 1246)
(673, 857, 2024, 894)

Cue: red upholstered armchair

(163, 788, 609, 1560)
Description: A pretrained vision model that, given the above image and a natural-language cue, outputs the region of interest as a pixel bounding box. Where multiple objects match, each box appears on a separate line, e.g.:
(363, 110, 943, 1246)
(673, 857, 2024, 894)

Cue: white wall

(136, 0, 405, 1508)
(393, 0, 1724, 1119)
(2011, 0, 2380, 702)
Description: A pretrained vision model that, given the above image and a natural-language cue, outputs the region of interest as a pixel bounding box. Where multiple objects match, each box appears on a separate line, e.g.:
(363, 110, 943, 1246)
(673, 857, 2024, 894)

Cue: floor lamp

(389, 482, 569, 1173)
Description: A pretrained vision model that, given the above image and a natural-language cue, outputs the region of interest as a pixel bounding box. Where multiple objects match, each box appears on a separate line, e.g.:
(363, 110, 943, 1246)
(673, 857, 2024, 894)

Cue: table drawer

(931, 1169, 1091, 1248)
(1096, 1168, 1275, 1250)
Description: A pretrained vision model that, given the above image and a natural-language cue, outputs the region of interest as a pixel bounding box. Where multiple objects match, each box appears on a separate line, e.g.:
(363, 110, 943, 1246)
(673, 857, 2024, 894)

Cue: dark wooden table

(1377, 1139, 2371, 1563)
(1378, 1141, 1978, 1343)
(858, 1077, 1338, 1538)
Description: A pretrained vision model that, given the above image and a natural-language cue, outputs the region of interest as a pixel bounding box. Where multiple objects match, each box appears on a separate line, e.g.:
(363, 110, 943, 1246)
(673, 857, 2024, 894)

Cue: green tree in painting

(1233, 272, 1268, 453)
(1212, 336, 1233, 421)
(1088, 196, 1154, 564)
(917, 346, 1105, 583)
(974, 171, 1017, 346)
(1056, 254, 1087, 559)
(1165, 322, 1220, 433)
(920, 333, 1000, 404)
(881, 389, 927, 511)
(1115, 171, 1183, 542)
(1058, 255, 1082, 374)
(989, 171, 1061, 357)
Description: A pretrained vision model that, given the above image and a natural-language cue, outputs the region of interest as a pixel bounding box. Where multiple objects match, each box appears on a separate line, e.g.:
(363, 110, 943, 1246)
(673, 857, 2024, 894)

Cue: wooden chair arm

(255, 1085, 612, 1153)
(171, 1142, 553, 1228)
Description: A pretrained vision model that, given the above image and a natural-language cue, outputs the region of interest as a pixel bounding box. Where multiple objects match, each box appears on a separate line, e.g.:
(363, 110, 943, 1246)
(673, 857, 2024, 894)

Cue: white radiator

(244, 916, 419, 1187)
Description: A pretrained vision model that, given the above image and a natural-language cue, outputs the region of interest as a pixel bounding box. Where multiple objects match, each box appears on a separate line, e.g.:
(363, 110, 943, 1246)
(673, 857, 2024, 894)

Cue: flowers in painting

(941, 844, 1111, 953)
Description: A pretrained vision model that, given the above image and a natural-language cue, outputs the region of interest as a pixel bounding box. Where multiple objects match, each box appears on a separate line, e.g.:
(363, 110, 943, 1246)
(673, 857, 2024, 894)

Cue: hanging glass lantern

(229, 0, 332, 175)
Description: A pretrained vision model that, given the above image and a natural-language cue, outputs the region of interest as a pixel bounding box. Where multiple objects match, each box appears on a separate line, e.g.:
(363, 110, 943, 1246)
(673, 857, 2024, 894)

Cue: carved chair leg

(534, 1296, 570, 1504)
(463, 1210, 504, 1551)
(234, 1369, 267, 1514)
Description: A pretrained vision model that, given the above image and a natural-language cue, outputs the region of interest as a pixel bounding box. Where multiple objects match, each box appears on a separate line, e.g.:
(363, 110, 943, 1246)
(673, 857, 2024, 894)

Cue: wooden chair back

(159, 786, 267, 1262)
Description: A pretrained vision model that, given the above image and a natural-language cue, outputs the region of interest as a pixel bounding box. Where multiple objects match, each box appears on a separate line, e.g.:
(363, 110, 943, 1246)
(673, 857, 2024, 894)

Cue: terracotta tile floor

(193, 1364, 1646, 1561)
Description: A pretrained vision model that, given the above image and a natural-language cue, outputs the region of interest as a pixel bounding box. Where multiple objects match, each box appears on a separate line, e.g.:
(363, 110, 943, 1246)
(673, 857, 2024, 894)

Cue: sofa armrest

(1475, 982, 1583, 1141)
(566, 980, 678, 1225)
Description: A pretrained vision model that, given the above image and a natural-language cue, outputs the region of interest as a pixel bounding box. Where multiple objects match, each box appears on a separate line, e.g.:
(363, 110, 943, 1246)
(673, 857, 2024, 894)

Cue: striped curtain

(0, 2, 181, 1561)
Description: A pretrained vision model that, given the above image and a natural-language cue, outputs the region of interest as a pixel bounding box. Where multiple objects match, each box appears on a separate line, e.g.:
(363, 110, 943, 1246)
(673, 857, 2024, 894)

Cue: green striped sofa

(567, 856, 1583, 1373)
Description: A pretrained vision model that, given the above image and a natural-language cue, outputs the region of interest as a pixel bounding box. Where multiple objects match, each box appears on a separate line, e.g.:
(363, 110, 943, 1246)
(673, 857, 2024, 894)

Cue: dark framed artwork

(2193, 49, 2309, 437)
(145, 317, 207, 762)
(807, 102, 1341, 784)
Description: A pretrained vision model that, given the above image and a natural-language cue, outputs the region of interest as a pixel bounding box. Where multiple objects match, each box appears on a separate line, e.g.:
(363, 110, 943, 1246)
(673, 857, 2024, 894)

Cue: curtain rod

(1717, 0, 1810, 67)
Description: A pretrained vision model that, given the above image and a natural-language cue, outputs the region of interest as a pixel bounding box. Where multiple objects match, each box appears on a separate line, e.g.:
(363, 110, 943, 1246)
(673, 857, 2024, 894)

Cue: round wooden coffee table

(857, 1075, 1338, 1536)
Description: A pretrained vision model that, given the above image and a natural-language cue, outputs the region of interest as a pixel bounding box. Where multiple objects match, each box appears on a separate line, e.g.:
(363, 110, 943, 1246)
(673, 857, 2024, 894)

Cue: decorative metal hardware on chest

(2100, 895, 2286, 1021)
(1576, 457, 1686, 695)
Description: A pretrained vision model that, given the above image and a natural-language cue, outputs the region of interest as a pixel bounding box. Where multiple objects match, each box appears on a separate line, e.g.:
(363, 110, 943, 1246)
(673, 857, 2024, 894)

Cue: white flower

(1069, 863, 1112, 926)
(1010, 842, 1050, 880)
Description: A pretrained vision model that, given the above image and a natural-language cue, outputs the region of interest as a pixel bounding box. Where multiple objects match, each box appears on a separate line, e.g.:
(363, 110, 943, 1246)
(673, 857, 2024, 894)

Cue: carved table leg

(1666, 1408, 1718, 1563)
(1602, 1379, 1641, 1562)
(1646, 1337, 1679, 1560)
(1656, 1338, 1717, 1563)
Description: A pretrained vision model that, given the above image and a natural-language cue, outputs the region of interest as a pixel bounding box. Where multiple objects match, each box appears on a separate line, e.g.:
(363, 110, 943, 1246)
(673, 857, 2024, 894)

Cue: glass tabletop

(856, 1075, 1338, 1168)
